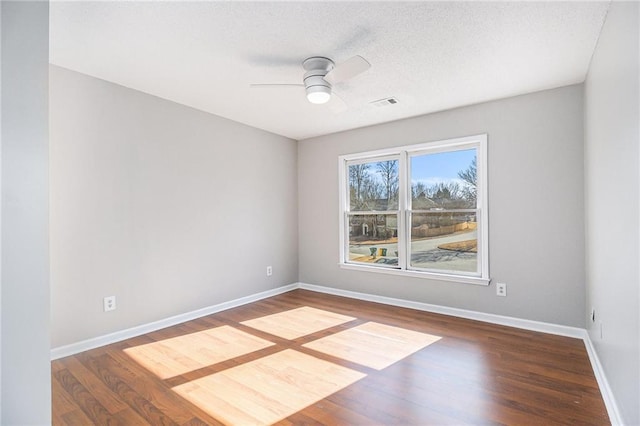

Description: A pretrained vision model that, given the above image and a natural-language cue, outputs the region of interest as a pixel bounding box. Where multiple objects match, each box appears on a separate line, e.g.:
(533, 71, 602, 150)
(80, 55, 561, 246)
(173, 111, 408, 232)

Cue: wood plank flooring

(302, 321, 441, 370)
(240, 306, 356, 340)
(173, 349, 366, 425)
(123, 325, 274, 379)
(52, 289, 610, 425)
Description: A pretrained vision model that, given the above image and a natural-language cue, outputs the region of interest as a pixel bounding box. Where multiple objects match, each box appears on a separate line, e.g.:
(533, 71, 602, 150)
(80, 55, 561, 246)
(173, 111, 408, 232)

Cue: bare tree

(349, 163, 370, 207)
(458, 157, 477, 205)
(377, 161, 398, 205)
(365, 178, 383, 199)
(412, 181, 428, 199)
(428, 182, 462, 205)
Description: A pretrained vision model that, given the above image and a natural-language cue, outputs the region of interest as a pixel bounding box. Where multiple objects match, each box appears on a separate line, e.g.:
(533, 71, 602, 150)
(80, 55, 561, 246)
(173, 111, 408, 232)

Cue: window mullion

(398, 151, 408, 270)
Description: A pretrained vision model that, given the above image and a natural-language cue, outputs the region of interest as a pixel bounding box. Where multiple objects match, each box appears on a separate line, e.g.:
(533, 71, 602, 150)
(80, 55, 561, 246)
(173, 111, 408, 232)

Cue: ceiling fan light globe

(307, 90, 331, 104)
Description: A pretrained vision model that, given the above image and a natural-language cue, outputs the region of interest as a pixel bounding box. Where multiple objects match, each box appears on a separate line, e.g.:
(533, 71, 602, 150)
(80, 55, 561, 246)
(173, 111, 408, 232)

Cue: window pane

(347, 214, 398, 267)
(349, 159, 399, 211)
(410, 212, 478, 273)
(411, 149, 477, 210)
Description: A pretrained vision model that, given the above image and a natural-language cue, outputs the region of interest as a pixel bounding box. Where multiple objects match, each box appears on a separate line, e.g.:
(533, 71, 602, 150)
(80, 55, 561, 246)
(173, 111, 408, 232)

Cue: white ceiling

(50, 1, 610, 140)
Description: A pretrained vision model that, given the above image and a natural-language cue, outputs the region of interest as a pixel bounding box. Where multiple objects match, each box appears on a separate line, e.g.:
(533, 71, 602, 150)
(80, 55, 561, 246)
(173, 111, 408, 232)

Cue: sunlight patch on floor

(240, 306, 356, 339)
(303, 321, 441, 370)
(124, 309, 442, 424)
(172, 349, 366, 425)
(123, 325, 274, 379)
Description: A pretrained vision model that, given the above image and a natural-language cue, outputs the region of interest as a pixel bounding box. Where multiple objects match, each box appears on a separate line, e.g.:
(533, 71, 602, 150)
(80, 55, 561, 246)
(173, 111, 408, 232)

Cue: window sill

(339, 262, 491, 286)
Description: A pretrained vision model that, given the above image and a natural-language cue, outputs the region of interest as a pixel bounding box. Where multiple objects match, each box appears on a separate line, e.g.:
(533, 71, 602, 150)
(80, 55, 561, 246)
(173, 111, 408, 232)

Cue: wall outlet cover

(103, 296, 116, 312)
(496, 283, 507, 297)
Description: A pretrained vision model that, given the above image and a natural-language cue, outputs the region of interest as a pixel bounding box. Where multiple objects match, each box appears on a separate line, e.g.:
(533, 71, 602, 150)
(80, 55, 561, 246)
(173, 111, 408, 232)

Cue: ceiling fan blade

(324, 55, 371, 85)
(249, 83, 304, 89)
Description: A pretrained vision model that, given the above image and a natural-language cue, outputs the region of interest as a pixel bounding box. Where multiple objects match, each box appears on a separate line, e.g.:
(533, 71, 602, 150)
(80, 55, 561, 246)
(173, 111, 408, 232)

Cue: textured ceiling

(50, 1, 610, 140)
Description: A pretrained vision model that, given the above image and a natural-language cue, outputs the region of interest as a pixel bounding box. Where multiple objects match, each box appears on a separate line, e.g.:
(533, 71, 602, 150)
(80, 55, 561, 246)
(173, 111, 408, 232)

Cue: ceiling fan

(250, 55, 371, 111)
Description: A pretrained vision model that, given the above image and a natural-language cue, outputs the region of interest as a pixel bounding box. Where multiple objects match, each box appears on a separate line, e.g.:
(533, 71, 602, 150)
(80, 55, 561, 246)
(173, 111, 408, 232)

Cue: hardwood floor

(52, 289, 610, 425)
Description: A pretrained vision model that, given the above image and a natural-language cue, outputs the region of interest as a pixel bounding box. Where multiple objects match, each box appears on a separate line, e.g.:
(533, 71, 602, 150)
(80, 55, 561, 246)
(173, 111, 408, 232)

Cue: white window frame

(338, 134, 489, 286)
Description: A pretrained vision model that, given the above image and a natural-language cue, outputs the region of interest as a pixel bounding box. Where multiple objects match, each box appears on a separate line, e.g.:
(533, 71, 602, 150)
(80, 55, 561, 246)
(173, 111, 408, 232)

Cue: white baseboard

(298, 282, 623, 425)
(582, 331, 624, 425)
(50, 280, 623, 424)
(298, 282, 585, 338)
(50, 283, 298, 360)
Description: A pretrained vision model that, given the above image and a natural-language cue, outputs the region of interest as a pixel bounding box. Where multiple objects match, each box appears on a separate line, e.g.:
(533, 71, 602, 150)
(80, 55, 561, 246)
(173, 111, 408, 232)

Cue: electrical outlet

(103, 296, 116, 312)
(496, 282, 507, 297)
(266, 266, 273, 277)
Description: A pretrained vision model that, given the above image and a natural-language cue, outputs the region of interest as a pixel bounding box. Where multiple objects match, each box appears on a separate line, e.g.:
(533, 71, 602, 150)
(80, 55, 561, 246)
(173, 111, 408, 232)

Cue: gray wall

(50, 66, 298, 348)
(584, 1, 640, 424)
(299, 85, 585, 327)
(1, 1, 51, 424)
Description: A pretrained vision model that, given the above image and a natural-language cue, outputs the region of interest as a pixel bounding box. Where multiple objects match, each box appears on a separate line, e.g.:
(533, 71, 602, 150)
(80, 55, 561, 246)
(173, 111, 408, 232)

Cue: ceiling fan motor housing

(303, 57, 334, 103)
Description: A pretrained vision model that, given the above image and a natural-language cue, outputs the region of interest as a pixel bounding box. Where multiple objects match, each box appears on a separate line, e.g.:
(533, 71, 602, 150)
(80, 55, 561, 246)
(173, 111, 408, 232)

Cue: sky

(350, 147, 476, 188)
(411, 148, 475, 184)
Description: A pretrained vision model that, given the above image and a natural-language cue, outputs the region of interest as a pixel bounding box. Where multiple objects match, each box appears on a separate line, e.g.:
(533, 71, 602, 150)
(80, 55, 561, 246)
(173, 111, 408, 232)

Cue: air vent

(370, 97, 399, 107)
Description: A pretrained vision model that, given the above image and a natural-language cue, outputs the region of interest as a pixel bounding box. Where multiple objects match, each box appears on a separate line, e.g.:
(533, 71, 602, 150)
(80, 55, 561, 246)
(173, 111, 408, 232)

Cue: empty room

(1, 1, 638, 425)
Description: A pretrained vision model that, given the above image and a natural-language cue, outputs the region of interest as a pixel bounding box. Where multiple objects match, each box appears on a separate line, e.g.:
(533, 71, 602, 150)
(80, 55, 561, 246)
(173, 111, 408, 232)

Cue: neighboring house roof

(354, 195, 472, 211)
(412, 195, 439, 210)
(355, 198, 399, 211)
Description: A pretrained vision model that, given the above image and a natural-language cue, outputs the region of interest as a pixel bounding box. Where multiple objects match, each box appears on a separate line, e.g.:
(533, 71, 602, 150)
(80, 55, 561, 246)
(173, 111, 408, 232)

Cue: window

(338, 134, 489, 285)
